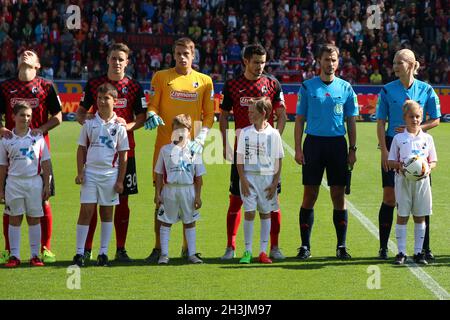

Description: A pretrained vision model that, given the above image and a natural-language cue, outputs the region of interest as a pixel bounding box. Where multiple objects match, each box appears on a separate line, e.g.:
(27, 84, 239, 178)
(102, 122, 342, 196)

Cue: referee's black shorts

(229, 152, 281, 196)
(381, 136, 395, 188)
(302, 134, 349, 186)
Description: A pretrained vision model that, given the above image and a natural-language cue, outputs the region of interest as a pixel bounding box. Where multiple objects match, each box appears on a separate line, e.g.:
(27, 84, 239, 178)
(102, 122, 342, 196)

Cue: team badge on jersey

(122, 87, 128, 95)
(110, 128, 117, 136)
(32, 87, 38, 95)
(149, 86, 155, 96)
(261, 86, 268, 94)
(334, 104, 343, 114)
(193, 82, 199, 88)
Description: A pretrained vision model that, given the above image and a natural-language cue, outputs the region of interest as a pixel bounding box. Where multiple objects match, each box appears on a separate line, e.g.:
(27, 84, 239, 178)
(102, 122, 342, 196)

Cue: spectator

(369, 68, 383, 84)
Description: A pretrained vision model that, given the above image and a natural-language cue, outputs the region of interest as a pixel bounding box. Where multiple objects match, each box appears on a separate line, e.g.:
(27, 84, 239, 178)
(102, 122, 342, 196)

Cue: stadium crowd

(0, 0, 449, 84)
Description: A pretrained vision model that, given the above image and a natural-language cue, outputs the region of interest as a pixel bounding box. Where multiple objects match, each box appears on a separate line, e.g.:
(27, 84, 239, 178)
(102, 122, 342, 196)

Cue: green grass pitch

(1, 122, 449, 300)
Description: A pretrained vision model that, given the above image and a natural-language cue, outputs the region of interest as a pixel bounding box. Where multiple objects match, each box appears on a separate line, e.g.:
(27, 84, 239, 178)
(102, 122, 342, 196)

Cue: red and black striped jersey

(79, 75, 147, 154)
(220, 73, 285, 130)
(0, 77, 62, 134)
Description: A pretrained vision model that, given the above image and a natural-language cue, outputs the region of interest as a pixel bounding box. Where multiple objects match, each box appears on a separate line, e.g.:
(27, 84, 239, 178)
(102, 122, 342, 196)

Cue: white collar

(95, 112, 117, 125)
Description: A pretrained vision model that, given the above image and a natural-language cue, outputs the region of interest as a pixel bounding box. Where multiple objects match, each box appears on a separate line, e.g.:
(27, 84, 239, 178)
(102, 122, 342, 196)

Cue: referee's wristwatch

(349, 145, 357, 152)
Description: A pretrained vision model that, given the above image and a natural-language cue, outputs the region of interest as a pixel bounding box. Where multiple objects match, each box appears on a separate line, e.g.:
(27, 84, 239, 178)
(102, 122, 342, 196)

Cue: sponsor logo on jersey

(170, 91, 198, 101)
(10, 98, 40, 109)
(114, 98, 128, 109)
(239, 97, 254, 107)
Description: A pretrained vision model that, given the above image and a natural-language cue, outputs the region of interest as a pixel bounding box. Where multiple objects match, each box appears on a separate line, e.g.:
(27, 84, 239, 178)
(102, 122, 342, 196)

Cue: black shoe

(394, 252, 407, 265)
(115, 248, 133, 262)
(296, 246, 311, 260)
(144, 248, 161, 263)
(96, 254, 109, 266)
(83, 249, 92, 262)
(336, 247, 351, 260)
(72, 254, 85, 267)
(378, 248, 389, 260)
(422, 249, 435, 261)
(413, 252, 428, 265)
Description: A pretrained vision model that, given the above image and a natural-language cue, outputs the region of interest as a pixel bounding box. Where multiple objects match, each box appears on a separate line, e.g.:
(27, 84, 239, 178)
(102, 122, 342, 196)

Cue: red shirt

(220, 74, 285, 130)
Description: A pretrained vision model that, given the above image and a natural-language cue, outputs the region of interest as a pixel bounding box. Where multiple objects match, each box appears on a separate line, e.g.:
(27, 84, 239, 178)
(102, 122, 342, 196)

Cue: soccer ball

(403, 156, 429, 181)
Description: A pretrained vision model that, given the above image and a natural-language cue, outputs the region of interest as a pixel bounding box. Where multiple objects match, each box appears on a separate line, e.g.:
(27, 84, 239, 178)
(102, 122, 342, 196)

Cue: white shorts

(5, 176, 43, 217)
(240, 174, 279, 214)
(395, 175, 432, 217)
(157, 184, 200, 225)
(80, 172, 119, 206)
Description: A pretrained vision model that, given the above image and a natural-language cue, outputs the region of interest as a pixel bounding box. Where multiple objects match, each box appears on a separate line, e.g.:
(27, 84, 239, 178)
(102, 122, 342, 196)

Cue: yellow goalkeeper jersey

(148, 67, 215, 149)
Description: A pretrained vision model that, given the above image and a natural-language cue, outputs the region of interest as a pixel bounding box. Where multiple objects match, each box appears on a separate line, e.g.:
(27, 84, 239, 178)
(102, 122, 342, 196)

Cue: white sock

(99, 221, 113, 255)
(260, 218, 271, 254)
(414, 222, 426, 255)
(76, 224, 89, 255)
(185, 227, 196, 256)
(28, 224, 41, 258)
(395, 224, 407, 255)
(160, 226, 171, 257)
(244, 219, 254, 252)
(8, 225, 21, 259)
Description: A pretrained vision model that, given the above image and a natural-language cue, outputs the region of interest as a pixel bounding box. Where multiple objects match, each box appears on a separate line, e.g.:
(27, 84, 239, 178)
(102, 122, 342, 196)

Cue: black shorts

(381, 136, 395, 188)
(229, 152, 281, 196)
(302, 135, 349, 186)
(122, 156, 138, 195)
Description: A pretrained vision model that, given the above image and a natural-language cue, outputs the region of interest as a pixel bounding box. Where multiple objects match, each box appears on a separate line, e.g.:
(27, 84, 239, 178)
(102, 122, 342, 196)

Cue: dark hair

(173, 37, 195, 54)
(13, 102, 32, 115)
(318, 44, 340, 58)
(242, 44, 266, 60)
(97, 83, 118, 99)
(108, 43, 131, 58)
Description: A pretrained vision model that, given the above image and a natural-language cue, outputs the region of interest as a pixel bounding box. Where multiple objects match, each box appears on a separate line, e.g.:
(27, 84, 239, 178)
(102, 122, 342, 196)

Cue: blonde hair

(395, 49, 420, 75)
(172, 114, 192, 131)
(253, 97, 272, 120)
(402, 99, 423, 117)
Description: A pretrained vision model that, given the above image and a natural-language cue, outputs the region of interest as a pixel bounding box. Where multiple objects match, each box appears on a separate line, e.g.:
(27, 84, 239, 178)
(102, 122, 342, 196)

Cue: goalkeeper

(144, 37, 214, 263)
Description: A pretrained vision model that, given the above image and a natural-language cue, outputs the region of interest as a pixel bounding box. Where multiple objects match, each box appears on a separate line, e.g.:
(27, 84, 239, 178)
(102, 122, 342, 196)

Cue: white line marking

(283, 140, 450, 300)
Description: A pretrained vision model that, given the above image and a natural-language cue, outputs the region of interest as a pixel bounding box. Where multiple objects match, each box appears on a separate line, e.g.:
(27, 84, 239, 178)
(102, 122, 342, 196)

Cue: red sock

(40, 202, 53, 251)
(226, 195, 242, 250)
(270, 209, 281, 249)
(85, 205, 98, 251)
(3, 213, 10, 251)
(114, 195, 130, 249)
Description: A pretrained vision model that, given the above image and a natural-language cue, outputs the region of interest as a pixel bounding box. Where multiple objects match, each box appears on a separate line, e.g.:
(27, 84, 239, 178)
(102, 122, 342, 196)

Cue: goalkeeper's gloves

(188, 127, 209, 155)
(144, 111, 165, 130)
